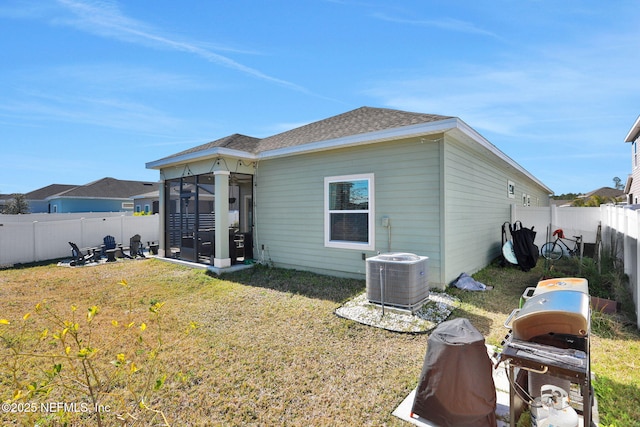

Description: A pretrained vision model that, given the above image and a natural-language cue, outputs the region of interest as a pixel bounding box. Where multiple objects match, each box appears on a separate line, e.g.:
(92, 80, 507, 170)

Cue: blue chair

(103, 235, 117, 262)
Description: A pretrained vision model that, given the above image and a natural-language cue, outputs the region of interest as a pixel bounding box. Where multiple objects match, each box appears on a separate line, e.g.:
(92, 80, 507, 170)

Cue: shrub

(0, 279, 198, 426)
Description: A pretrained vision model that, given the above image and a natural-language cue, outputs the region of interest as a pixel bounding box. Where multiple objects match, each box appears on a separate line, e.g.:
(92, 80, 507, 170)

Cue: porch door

(179, 177, 197, 262)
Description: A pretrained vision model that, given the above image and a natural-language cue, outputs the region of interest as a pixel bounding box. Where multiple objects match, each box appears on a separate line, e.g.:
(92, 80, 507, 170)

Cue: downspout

(253, 160, 262, 264)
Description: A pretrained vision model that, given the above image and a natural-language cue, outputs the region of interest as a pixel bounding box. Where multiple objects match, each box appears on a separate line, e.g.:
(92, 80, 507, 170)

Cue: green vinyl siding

(441, 134, 550, 284)
(255, 137, 443, 283)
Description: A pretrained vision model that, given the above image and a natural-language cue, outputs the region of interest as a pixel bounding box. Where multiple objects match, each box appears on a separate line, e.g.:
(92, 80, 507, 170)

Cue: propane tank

(531, 385, 579, 427)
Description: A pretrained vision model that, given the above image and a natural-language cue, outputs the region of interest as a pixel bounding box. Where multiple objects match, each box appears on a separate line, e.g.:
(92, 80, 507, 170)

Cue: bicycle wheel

(541, 242, 562, 260)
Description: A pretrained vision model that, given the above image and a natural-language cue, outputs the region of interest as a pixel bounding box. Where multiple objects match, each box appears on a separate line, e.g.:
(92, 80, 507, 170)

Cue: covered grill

(498, 277, 594, 426)
(508, 290, 590, 341)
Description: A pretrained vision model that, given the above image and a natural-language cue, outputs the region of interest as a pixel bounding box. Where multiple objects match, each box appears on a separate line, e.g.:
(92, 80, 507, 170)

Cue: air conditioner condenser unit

(366, 252, 429, 312)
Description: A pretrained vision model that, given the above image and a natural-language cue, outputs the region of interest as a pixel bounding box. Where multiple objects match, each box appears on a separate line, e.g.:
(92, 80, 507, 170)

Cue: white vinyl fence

(1, 205, 639, 327)
(0, 213, 159, 267)
(512, 204, 640, 329)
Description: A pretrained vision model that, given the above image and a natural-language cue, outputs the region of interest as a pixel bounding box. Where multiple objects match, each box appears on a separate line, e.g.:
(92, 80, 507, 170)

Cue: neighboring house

(132, 190, 160, 214)
(44, 178, 159, 213)
(25, 184, 78, 213)
(550, 199, 573, 208)
(625, 115, 640, 205)
(576, 187, 624, 205)
(146, 106, 552, 288)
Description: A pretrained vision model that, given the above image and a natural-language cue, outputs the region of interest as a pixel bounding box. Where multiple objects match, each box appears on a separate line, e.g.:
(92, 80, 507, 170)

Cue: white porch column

(214, 170, 231, 267)
(158, 183, 166, 257)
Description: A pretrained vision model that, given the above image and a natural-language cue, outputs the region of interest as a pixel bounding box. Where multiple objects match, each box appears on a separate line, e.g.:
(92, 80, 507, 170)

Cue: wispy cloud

(52, 0, 311, 92)
(45, 63, 216, 92)
(364, 27, 640, 142)
(0, 60, 226, 141)
(1, 0, 313, 95)
(372, 12, 498, 38)
(1, 88, 184, 133)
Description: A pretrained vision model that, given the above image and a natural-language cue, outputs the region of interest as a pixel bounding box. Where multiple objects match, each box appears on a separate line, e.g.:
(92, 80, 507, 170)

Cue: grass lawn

(1, 257, 639, 426)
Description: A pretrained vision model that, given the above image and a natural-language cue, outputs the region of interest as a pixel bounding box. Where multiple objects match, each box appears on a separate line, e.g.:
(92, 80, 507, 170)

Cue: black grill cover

(411, 318, 497, 427)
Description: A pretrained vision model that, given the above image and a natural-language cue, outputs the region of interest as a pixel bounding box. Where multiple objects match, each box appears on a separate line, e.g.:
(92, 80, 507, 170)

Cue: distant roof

(581, 187, 624, 199)
(550, 199, 573, 207)
(50, 177, 159, 199)
(25, 184, 78, 200)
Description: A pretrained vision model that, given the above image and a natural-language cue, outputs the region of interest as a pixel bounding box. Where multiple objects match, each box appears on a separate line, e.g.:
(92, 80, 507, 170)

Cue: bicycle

(540, 228, 582, 260)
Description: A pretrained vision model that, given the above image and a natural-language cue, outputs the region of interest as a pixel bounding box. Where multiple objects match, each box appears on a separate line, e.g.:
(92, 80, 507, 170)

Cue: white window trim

(324, 173, 375, 250)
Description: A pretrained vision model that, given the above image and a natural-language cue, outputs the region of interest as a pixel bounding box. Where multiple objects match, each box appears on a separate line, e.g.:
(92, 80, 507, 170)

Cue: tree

(2, 193, 30, 214)
(613, 176, 624, 190)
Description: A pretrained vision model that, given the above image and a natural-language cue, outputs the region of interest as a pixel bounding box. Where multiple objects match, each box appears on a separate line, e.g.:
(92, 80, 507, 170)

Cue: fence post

(120, 215, 125, 244)
(624, 210, 632, 279)
(80, 217, 85, 248)
(33, 221, 38, 263)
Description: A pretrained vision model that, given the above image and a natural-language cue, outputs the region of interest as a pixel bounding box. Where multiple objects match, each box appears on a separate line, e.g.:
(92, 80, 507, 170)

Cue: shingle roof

(256, 106, 452, 152)
(150, 107, 453, 164)
(25, 184, 78, 200)
(162, 134, 261, 160)
(53, 177, 159, 199)
(581, 187, 624, 199)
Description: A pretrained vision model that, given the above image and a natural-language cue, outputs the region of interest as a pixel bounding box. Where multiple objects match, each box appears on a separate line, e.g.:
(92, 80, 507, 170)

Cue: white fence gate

(0, 213, 159, 267)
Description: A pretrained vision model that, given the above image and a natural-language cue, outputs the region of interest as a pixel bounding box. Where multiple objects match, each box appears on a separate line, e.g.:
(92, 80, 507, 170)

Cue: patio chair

(129, 234, 146, 258)
(103, 235, 117, 262)
(68, 242, 95, 266)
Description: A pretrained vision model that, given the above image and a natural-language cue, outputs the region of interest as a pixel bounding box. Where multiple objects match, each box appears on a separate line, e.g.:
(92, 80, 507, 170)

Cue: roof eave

(625, 175, 633, 194)
(624, 115, 640, 143)
(451, 119, 554, 194)
(146, 147, 257, 170)
(258, 117, 553, 195)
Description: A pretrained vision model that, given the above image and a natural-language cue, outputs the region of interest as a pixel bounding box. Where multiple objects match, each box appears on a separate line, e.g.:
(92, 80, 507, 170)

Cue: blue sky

(1, 0, 639, 196)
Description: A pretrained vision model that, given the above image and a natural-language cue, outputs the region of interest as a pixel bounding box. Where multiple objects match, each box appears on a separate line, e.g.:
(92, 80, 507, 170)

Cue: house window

(122, 202, 134, 210)
(324, 174, 374, 250)
(507, 180, 515, 198)
(144, 204, 150, 214)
